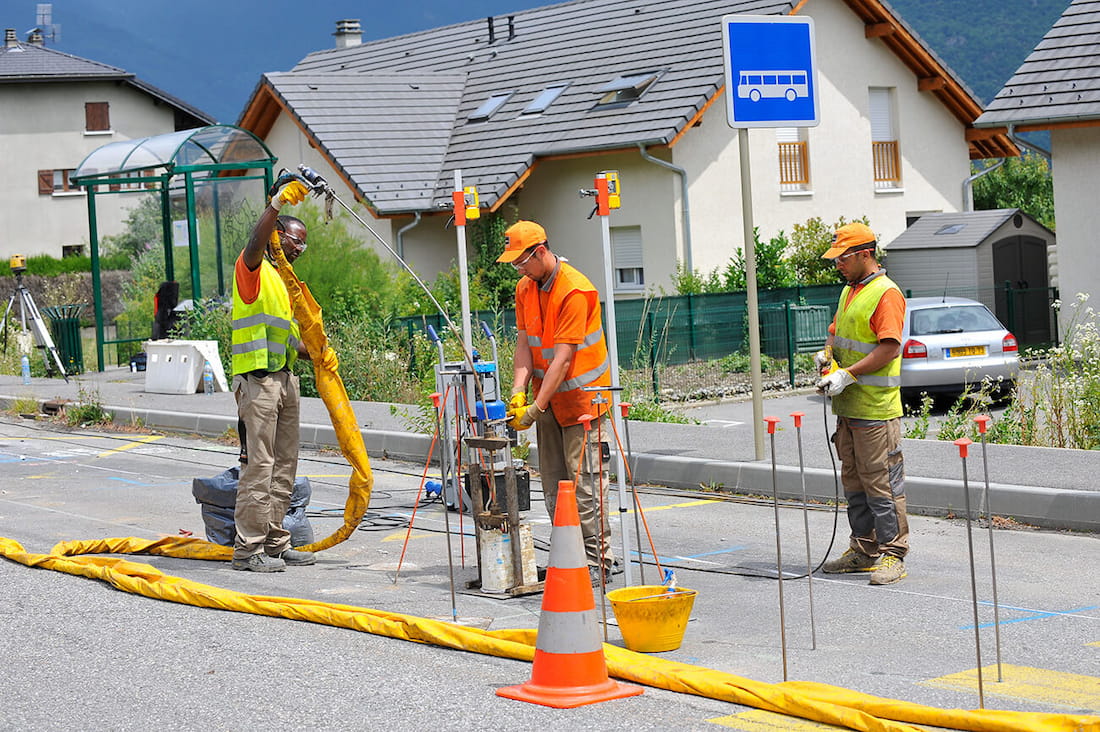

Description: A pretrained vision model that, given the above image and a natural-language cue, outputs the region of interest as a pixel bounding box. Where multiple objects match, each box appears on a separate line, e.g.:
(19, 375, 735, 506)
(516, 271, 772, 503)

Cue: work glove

(816, 368, 856, 397)
(271, 180, 309, 211)
(812, 349, 832, 374)
(508, 402, 544, 431)
(319, 347, 338, 372)
(508, 392, 528, 411)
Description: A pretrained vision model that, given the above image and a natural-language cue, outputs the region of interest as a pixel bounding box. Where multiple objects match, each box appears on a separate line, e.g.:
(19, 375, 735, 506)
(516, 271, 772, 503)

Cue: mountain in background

(6, 0, 1069, 130)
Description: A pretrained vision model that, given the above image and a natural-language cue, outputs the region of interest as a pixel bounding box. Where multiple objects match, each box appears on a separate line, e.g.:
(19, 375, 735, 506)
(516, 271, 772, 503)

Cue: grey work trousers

(233, 370, 300, 560)
(535, 406, 613, 571)
(834, 415, 909, 559)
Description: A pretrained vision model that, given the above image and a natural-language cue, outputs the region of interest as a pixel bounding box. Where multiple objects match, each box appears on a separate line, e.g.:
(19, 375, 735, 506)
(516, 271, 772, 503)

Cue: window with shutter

(85, 102, 110, 132)
(38, 169, 54, 195)
(868, 88, 901, 188)
(611, 226, 644, 290)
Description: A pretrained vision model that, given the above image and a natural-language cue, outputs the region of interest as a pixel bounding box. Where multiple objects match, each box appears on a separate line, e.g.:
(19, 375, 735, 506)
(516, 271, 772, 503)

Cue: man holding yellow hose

(230, 179, 337, 572)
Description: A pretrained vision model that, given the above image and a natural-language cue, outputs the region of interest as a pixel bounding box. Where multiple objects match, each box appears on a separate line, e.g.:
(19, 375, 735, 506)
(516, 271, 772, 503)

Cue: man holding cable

(229, 177, 337, 573)
(498, 220, 616, 586)
(815, 222, 909, 586)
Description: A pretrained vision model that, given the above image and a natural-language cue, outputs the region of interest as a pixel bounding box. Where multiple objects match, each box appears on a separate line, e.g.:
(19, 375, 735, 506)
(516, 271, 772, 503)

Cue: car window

(910, 305, 1002, 335)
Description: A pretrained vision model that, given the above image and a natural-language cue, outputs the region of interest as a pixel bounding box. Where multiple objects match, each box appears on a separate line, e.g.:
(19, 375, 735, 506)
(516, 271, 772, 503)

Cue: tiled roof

(888, 209, 1024, 250)
(0, 41, 214, 125)
(976, 0, 1100, 127)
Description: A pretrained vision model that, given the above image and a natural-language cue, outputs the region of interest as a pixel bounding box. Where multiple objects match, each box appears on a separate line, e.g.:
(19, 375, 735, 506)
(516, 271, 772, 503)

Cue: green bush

(0, 252, 130, 277)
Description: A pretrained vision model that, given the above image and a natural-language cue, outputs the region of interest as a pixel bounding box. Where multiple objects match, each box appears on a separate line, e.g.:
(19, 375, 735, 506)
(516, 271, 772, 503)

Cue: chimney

(333, 19, 361, 49)
(27, 28, 44, 46)
(487, 16, 495, 44)
(4, 28, 18, 48)
(508, 15, 515, 41)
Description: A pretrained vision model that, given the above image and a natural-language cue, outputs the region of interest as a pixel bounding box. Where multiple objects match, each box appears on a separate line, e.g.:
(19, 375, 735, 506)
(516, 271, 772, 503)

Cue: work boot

(869, 555, 907, 585)
(821, 549, 880, 574)
(273, 548, 316, 566)
(589, 565, 612, 587)
(232, 553, 286, 573)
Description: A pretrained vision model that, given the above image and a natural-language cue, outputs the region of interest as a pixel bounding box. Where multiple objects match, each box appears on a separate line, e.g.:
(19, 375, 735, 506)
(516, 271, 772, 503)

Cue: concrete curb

(6, 395, 1097, 533)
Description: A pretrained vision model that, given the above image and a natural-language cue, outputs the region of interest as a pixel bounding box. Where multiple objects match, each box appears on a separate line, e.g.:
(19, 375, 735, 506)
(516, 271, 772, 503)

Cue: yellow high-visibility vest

(231, 258, 300, 376)
(831, 273, 903, 420)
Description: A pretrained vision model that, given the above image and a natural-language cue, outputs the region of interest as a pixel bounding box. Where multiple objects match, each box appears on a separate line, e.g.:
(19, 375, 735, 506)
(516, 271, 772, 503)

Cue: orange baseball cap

(497, 220, 547, 263)
(822, 223, 877, 259)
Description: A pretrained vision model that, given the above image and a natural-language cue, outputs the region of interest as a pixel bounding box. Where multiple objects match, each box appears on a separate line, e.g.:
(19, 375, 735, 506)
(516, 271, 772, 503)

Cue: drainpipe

(395, 211, 421, 259)
(962, 159, 1004, 212)
(1007, 123, 1051, 162)
(637, 143, 693, 274)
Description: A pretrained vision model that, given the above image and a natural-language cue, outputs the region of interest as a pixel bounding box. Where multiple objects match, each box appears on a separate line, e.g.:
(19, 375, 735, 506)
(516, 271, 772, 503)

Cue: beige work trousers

(834, 416, 909, 559)
(233, 370, 300, 560)
(535, 406, 613, 571)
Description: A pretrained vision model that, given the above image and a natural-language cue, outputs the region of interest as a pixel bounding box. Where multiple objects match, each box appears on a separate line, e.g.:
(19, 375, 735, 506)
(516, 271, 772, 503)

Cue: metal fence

(394, 282, 1058, 402)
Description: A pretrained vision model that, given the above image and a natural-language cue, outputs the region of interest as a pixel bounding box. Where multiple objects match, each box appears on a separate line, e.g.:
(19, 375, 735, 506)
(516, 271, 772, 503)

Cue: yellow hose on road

(2, 535, 1095, 732)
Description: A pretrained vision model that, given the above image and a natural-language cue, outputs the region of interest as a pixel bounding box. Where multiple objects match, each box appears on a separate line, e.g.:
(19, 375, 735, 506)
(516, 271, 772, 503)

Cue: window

(776, 127, 810, 191)
(594, 71, 661, 109)
(38, 169, 80, 194)
(85, 102, 110, 132)
(611, 226, 644, 290)
(468, 92, 513, 123)
(522, 84, 568, 115)
(62, 244, 85, 258)
(935, 224, 966, 235)
(869, 88, 901, 188)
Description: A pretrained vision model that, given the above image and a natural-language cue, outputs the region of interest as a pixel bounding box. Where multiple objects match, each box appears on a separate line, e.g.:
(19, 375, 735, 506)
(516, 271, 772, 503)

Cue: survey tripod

(2, 257, 68, 381)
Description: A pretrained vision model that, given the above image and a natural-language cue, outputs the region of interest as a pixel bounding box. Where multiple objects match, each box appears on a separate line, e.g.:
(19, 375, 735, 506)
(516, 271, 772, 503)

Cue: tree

(786, 215, 869, 285)
(972, 152, 1055, 230)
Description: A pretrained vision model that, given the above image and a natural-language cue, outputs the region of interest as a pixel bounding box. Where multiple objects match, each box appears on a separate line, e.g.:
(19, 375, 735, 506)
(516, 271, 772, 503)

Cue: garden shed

(884, 209, 1056, 345)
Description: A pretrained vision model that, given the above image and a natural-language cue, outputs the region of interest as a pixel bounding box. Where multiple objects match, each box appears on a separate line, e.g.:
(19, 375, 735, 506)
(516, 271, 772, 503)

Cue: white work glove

(271, 180, 309, 211)
(816, 368, 856, 397)
(812, 349, 832, 372)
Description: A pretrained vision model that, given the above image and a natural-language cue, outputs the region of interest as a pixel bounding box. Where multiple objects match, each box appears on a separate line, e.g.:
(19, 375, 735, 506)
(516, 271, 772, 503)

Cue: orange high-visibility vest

(518, 262, 611, 426)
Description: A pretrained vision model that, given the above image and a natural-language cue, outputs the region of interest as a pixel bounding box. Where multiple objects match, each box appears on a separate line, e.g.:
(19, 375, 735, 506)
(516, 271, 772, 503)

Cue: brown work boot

(869, 555, 907, 585)
(821, 549, 880, 574)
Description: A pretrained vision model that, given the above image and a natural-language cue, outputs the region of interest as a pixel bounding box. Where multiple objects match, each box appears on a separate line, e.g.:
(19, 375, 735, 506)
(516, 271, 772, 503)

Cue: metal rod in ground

(975, 416, 1003, 682)
(621, 404, 646, 585)
(790, 411, 817, 650)
(764, 416, 788, 682)
(955, 437, 985, 708)
(433, 394, 459, 621)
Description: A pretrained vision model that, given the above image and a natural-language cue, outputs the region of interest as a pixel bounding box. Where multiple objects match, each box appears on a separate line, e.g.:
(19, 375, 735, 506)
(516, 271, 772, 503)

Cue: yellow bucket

(606, 585, 697, 653)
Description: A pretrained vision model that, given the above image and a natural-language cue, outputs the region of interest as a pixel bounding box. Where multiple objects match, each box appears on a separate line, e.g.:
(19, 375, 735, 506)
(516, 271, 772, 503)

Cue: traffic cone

(497, 480, 643, 708)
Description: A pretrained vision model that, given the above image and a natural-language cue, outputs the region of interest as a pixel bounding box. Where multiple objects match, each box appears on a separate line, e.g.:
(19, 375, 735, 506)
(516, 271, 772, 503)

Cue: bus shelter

(71, 125, 277, 371)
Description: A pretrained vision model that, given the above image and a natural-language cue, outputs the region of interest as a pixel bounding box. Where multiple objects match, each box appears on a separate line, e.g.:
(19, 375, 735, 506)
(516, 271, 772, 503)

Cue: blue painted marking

(106, 477, 157, 487)
(960, 604, 1099, 630)
(631, 546, 747, 563)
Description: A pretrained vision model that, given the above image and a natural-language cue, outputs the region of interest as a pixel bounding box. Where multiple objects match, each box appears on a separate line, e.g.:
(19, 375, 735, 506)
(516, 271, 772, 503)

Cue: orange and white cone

(497, 480, 643, 708)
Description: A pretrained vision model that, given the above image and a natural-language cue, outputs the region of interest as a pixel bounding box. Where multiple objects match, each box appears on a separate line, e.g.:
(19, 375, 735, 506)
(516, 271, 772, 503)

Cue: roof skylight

(522, 84, 568, 115)
(468, 91, 513, 123)
(594, 71, 661, 108)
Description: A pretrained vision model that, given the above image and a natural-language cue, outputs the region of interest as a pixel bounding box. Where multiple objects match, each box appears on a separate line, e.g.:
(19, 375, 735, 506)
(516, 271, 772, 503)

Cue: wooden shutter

(38, 169, 54, 194)
(85, 102, 110, 131)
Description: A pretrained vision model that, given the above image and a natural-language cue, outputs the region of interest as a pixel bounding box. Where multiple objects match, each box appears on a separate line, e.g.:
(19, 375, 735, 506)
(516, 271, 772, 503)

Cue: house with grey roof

(239, 0, 1014, 298)
(885, 209, 1055, 344)
(974, 0, 1099, 324)
(0, 28, 213, 261)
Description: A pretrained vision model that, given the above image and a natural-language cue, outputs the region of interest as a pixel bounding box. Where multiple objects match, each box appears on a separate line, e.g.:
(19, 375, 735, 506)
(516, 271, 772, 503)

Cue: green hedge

(0, 253, 131, 277)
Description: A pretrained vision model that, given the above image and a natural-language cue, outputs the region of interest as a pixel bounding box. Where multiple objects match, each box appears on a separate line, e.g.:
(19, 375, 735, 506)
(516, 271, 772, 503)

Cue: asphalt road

(1, 415, 1098, 731)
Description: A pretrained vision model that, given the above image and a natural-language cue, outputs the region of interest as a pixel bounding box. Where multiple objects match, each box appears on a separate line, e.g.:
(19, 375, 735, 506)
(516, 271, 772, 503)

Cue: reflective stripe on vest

(518, 262, 612, 426)
(231, 259, 299, 376)
(831, 273, 903, 420)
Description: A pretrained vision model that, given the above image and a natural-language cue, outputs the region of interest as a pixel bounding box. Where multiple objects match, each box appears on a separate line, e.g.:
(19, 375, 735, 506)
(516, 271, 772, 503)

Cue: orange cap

(822, 223, 876, 259)
(497, 220, 547, 263)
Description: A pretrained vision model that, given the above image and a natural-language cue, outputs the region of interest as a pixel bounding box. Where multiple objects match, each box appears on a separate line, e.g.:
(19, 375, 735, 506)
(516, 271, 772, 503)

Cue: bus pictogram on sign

(737, 71, 809, 103)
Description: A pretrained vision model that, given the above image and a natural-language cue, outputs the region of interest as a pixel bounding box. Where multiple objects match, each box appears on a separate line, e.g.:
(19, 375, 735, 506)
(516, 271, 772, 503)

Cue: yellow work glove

(271, 180, 309, 211)
(319, 347, 338, 372)
(508, 402, 544, 431)
(508, 392, 528, 411)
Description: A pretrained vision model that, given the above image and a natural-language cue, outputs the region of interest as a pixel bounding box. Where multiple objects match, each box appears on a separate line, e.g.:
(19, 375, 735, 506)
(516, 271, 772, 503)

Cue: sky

(11, 1, 550, 123)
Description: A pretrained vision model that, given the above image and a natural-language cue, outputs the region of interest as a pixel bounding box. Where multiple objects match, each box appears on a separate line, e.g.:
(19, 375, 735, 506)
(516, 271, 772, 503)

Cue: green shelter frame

(71, 125, 277, 371)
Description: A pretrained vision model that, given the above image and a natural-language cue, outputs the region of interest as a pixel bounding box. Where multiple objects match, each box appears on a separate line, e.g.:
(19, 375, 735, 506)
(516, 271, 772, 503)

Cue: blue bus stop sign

(722, 15, 820, 128)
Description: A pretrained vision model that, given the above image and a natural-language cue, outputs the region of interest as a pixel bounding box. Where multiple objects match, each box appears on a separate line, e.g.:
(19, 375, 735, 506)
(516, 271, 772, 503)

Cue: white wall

(672, 0, 970, 278)
(1051, 125, 1100, 321)
(1, 80, 181, 260)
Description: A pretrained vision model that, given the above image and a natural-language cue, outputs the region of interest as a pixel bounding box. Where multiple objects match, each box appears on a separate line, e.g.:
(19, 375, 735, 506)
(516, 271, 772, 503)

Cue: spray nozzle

(297, 164, 330, 193)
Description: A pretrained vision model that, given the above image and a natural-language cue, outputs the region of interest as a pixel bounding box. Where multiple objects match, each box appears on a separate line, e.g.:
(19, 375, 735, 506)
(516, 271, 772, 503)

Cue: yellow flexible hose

(1, 535, 1094, 732)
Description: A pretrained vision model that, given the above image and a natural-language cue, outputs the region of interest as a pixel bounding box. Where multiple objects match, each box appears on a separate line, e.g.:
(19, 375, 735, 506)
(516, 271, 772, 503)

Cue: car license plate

(946, 345, 986, 358)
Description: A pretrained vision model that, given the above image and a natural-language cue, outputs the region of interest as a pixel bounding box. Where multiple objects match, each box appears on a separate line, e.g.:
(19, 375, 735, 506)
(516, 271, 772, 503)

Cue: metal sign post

(452, 170, 474, 354)
(722, 14, 820, 460)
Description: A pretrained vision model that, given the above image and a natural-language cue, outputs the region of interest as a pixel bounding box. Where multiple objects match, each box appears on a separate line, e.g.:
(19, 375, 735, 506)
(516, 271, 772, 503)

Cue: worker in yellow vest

(230, 179, 337, 573)
(815, 223, 909, 585)
(498, 220, 615, 586)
